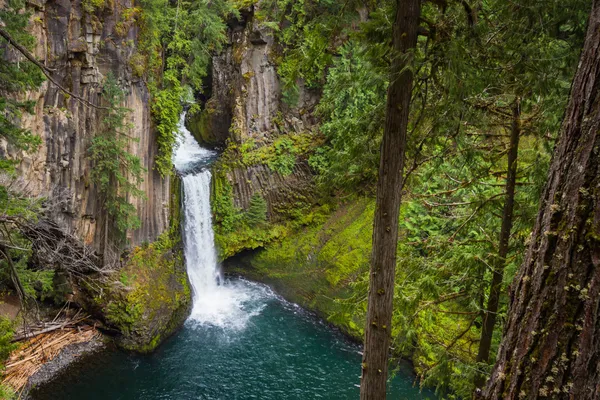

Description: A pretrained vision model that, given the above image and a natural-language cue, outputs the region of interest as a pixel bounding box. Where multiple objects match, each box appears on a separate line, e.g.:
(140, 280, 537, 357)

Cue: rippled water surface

(32, 279, 435, 400)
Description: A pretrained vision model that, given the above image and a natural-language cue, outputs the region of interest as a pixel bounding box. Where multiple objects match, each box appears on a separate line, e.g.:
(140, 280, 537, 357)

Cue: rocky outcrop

(6, 0, 171, 251)
(187, 5, 320, 148)
(228, 161, 314, 221)
(198, 4, 321, 245)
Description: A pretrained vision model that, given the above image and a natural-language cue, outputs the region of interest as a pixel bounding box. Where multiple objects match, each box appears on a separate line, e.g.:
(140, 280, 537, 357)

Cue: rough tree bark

(482, 1, 600, 398)
(359, 0, 421, 399)
(476, 100, 521, 379)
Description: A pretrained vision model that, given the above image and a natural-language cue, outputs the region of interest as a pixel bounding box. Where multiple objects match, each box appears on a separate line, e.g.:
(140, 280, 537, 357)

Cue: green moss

(229, 198, 375, 339)
(187, 101, 219, 145)
(210, 130, 326, 258)
(94, 230, 190, 352)
(85, 174, 190, 353)
(0, 383, 15, 400)
(231, 196, 491, 397)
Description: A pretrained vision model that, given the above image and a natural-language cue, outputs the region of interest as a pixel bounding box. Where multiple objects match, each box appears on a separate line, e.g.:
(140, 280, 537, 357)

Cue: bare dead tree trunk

(482, 1, 600, 398)
(475, 99, 521, 383)
(359, 0, 421, 399)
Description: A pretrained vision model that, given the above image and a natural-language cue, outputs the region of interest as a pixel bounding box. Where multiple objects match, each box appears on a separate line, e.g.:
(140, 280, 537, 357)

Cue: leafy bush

(267, 138, 297, 176)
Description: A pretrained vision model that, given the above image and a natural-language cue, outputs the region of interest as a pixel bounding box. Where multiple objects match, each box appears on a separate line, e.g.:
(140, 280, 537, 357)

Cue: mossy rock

(78, 174, 191, 353)
(225, 198, 375, 341)
(90, 234, 191, 353)
(186, 99, 231, 147)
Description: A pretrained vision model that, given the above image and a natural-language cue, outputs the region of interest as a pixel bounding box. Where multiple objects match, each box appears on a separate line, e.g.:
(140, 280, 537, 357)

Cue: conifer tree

(360, 0, 420, 398)
(89, 73, 145, 254)
(245, 193, 268, 226)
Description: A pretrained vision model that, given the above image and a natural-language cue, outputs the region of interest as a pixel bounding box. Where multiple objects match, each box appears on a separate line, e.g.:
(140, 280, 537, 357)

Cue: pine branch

(0, 27, 107, 110)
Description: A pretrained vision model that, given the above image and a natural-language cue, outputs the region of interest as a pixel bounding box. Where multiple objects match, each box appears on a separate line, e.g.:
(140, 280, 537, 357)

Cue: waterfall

(173, 113, 269, 330)
(181, 171, 222, 309)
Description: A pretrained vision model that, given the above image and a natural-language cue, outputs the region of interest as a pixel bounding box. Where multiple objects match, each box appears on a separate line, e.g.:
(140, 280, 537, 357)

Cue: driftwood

(2, 326, 100, 393)
(12, 315, 90, 342)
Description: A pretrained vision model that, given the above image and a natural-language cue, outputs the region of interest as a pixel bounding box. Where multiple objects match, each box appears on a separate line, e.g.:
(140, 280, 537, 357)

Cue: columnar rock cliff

(189, 7, 319, 147)
(191, 5, 320, 237)
(6, 0, 170, 250)
(1, 0, 190, 351)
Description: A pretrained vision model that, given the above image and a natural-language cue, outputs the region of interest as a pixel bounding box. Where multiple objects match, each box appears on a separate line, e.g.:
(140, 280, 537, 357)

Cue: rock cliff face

(188, 8, 319, 148)
(2, 0, 190, 351)
(193, 6, 320, 240)
(7, 0, 170, 251)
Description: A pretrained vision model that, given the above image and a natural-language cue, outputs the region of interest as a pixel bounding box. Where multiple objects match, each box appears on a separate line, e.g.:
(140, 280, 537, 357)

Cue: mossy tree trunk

(359, 0, 420, 399)
(482, 1, 600, 398)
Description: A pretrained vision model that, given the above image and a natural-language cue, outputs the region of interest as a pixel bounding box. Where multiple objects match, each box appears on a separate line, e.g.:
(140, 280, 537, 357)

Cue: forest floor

(0, 294, 21, 321)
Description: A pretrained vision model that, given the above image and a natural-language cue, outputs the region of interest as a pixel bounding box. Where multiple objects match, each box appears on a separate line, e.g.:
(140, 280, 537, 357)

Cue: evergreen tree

(483, 0, 600, 397)
(360, 0, 420, 398)
(245, 193, 268, 226)
(0, 0, 45, 307)
(89, 74, 145, 244)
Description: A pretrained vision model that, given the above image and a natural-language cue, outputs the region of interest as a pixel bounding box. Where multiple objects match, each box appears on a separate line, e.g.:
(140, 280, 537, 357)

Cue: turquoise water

(32, 279, 435, 400)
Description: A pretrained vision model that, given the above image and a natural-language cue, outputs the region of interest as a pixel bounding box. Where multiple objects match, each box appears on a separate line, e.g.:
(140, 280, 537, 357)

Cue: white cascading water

(173, 113, 268, 330)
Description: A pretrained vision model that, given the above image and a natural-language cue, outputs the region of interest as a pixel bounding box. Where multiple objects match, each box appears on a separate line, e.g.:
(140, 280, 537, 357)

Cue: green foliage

(151, 83, 183, 177)
(256, 0, 357, 100)
(236, 198, 374, 339)
(267, 138, 296, 176)
(135, 0, 237, 176)
(89, 73, 145, 235)
(81, 0, 105, 14)
(95, 230, 190, 352)
(0, 383, 16, 400)
(313, 40, 387, 190)
(245, 193, 268, 226)
(226, 2, 588, 396)
(217, 132, 320, 177)
(0, 316, 15, 365)
(211, 167, 241, 235)
(211, 146, 323, 259)
(0, 0, 44, 176)
(0, 0, 55, 309)
(0, 318, 15, 397)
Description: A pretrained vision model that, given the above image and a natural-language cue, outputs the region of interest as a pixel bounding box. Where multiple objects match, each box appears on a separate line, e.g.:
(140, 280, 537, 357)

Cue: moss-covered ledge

(96, 231, 191, 352)
(80, 174, 191, 353)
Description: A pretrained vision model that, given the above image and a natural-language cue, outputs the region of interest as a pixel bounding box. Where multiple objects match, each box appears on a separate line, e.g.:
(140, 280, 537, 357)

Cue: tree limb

(0, 27, 106, 110)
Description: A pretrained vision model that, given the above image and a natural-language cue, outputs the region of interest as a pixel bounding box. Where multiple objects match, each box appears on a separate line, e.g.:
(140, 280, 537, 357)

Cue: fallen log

(12, 315, 90, 342)
(2, 327, 101, 393)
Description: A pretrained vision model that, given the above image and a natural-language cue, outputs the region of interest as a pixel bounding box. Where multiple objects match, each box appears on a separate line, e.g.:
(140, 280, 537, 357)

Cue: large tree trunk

(359, 0, 420, 399)
(482, 1, 600, 398)
(476, 100, 521, 379)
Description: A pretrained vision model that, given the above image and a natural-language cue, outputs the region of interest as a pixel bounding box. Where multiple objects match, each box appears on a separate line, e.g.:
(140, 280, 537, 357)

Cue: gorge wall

(1, 0, 190, 351)
(5, 0, 171, 251)
(190, 5, 322, 258)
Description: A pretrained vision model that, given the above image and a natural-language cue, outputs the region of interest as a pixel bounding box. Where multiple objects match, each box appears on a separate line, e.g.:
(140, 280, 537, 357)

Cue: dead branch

(12, 314, 90, 342)
(0, 215, 106, 276)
